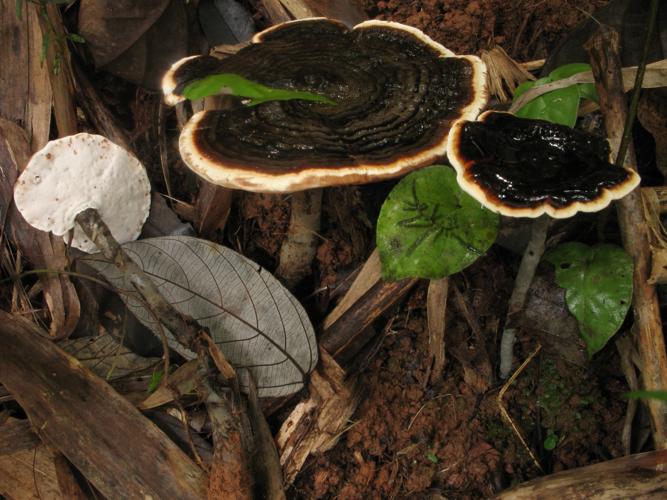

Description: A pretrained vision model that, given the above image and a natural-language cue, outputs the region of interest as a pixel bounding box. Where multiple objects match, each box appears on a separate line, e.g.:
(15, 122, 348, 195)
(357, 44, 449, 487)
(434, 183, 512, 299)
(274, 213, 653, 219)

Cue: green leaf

(624, 390, 667, 401)
(377, 165, 499, 280)
(15, 0, 23, 20)
(182, 73, 336, 106)
(147, 369, 164, 393)
(544, 243, 633, 356)
(426, 452, 439, 464)
(543, 433, 558, 451)
(67, 33, 86, 44)
(516, 85, 580, 127)
(513, 63, 598, 127)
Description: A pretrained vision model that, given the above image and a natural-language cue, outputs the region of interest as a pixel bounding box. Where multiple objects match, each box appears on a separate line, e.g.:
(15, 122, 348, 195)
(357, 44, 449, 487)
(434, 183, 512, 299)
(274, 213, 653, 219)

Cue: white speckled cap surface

(14, 133, 151, 253)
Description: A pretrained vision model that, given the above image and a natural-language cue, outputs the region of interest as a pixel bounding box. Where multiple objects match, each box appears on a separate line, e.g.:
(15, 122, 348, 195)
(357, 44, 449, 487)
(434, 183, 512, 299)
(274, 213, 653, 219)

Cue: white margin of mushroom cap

(174, 19, 488, 193)
(14, 133, 152, 252)
(446, 110, 642, 219)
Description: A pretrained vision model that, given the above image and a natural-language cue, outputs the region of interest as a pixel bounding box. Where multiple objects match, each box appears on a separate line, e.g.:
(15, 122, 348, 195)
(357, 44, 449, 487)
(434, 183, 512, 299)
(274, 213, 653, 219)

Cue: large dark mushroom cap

(447, 111, 641, 218)
(162, 18, 487, 192)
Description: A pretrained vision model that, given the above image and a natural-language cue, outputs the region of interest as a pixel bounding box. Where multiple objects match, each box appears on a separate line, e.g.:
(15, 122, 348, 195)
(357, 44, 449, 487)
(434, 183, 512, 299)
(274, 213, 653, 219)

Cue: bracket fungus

(447, 111, 641, 218)
(447, 110, 641, 378)
(14, 134, 151, 253)
(162, 18, 487, 193)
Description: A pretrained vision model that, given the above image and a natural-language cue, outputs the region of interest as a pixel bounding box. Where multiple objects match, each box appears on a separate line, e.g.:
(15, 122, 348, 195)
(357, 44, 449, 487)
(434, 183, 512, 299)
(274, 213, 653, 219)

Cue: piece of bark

(53, 454, 88, 500)
(495, 449, 667, 499)
(0, 1, 51, 150)
(37, 4, 77, 137)
(322, 248, 381, 330)
(320, 272, 418, 362)
(295, 0, 367, 26)
(0, 310, 208, 499)
(202, 379, 252, 500)
(73, 59, 132, 150)
(259, 0, 291, 23)
(195, 182, 234, 237)
(586, 26, 667, 449)
(427, 277, 449, 383)
(0, 418, 40, 455)
(0, 118, 81, 339)
(276, 348, 362, 484)
(247, 375, 286, 500)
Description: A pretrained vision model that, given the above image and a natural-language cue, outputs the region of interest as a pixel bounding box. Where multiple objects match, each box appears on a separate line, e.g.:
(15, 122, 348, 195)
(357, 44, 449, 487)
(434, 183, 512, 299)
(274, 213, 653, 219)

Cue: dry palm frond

(481, 46, 536, 102)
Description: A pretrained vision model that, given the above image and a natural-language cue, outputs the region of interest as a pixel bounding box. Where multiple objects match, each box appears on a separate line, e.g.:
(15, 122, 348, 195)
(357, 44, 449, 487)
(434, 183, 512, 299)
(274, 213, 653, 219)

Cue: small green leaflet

(513, 63, 598, 127)
(544, 242, 633, 357)
(147, 369, 164, 394)
(624, 390, 667, 401)
(182, 73, 336, 106)
(377, 166, 499, 281)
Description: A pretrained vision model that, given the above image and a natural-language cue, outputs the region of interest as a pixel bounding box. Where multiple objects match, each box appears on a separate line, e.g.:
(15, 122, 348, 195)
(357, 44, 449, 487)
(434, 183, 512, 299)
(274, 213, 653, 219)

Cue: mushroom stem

(276, 189, 323, 288)
(74, 207, 234, 379)
(499, 215, 551, 379)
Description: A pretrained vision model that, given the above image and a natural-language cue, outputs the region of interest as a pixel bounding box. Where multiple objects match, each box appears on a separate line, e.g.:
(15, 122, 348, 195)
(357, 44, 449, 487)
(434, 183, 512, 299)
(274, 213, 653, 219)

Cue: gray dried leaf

(60, 335, 160, 380)
(85, 236, 318, 397)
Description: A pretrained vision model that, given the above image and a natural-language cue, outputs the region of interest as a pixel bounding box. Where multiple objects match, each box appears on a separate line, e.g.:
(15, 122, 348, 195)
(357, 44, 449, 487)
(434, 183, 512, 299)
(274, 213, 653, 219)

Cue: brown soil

(293, 255, 627, 498)
(366, 0, 608, 59)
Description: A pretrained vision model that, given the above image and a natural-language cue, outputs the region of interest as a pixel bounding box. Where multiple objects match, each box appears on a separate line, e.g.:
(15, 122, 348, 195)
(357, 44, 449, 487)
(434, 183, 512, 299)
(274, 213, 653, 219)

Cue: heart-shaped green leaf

(377, 165, 499, 280)
(544, 242, 633, 356)
(514, 63, 598, 127)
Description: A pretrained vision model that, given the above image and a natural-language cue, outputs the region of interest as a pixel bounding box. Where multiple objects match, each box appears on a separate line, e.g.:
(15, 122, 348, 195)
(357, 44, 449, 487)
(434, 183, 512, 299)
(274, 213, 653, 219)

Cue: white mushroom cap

(14, 134, 151, 253)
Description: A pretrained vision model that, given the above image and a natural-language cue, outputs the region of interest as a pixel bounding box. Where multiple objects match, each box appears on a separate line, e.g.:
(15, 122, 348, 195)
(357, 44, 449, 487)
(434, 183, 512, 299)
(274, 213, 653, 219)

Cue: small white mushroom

(14, 133, 151, 253)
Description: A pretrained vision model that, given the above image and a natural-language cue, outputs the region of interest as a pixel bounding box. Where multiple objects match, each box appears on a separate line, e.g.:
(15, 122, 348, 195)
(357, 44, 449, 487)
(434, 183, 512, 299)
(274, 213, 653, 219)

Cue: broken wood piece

(0, 118, 80, 339)
(277, 348, 361, 484)
(0, 0, 51, 151)
(641, 187, 667, 285)
(247, 374, 286, 500)
(0, 310, 207, 498)
(201, 378, 252, 500)
(586, 26, 667, 449)
(259, 0, 291, 23)
(37, 3, 77, 137)
(320, 273, 418, 363)
(495, 449, 667, 499)
(427, 277, 449, 383)
(323, 248, 381, 330)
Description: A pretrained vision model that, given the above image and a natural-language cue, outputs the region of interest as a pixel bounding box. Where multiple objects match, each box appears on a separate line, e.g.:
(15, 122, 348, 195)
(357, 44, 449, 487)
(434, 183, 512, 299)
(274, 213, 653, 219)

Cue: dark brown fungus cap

(162, 18, 487, 192)
(447, 111, 641, 218)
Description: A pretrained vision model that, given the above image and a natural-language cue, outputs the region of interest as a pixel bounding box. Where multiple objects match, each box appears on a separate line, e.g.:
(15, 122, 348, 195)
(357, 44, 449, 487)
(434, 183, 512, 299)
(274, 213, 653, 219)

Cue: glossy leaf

(544, 242, 633, 357)
(514, 63, 598, 127)
(377, 165, 499, 280)
(183, 73, 336, 106)
(85, 236, 318, 397)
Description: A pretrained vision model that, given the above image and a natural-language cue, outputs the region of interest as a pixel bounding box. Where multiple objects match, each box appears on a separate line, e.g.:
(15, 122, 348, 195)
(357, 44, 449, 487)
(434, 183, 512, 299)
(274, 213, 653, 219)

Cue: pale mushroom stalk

(447, 111, 641, 378)
(498, 214, 551, 379)
(276, 188, 323, 288)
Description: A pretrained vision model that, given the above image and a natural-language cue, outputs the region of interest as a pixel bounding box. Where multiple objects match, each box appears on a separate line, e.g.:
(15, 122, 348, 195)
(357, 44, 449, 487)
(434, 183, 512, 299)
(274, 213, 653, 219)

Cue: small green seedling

(377, 165, 499, 280)
(147, 368, 164, 394)
(544, 242, 633, 356)
(182, 73, 336, 106)
(624, 390, 667, 401)
(426, 452, 439, 464)
(514, 63, 598, 127)
(543, 430, 558, 451)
